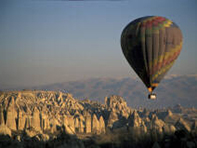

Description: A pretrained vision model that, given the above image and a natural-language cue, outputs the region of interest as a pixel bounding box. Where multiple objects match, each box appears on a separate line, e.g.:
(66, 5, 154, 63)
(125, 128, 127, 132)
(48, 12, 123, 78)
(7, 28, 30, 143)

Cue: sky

(0, 0, 197, 88)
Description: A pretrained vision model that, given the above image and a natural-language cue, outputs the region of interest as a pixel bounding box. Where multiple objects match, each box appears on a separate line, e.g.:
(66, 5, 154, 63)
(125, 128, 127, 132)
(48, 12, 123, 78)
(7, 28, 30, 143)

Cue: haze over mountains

(9, 75, 196, 108)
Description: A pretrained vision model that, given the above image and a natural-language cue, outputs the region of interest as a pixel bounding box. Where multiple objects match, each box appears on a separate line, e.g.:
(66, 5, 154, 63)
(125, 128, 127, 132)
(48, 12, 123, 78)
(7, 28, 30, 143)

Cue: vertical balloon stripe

(159, 27, 168, 81)
(152, 26, 159, 77)
(145, 21, 152, 82)
(140, 22, 148, 83)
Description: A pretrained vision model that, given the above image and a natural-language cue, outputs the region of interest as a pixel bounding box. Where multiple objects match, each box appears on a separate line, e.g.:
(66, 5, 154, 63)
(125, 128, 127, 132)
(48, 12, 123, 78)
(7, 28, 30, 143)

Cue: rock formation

(31, 107, 41, 131)
(40, 112, 50, 131)
(25, 116, 31, 129)
(0, 105, 4, 125)
(105, 95, 131, 118)
(107, 109, 119, 128)
(128, 110, 147, 133)
(128, 110, 142, 128)
(91, 114, 100, 134)
(17, 110, 26, 131)
(6, 97, 17, 131)
(175, 118, 191, 132)
(148, 114, 165, 133)
(99, 115, 105, 134)
(64, 112, 75, 134)
(63, 114, 75, 135)
(0, 90, 196, 142)
(0, 124, 11, 137)
(163, 124, 176, 133)
(84, 111, 91, 133)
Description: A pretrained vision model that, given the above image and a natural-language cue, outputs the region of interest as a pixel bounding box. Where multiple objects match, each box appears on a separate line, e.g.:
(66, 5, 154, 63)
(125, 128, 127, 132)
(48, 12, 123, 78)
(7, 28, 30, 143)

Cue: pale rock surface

(167, 109, 173, 117)
(18, 110, 26, 130)
(77, 114, 85, 133)
(0, 105, 4, 125)
(64, 114, 75, 133)
(92, 114, 100, 134)
(99, 115, 105, 134)
(149, 114, 165, 133)
(25, 129, 38, 138)
(63, 114, 75, 134)
(107, 109, 119, 128)
(0, 124, 12, 137)
(40, 133, 50, 141)
(31, 107, 41, 131)
(6, 97, 17, 131)
(50, 118, 60, 133)
(105, 95, 131, 118)
(16, 135, 21, 142)
(74, 117, 80, 132)
(128, 110, 147, 133)
(79, 120, 84, 133)
(25, 116, 31, 129)
(63, 124, 75, 135)
(163, 124, 176, 133)
(0, 90, 196, 142)
(40, 112, 50, 131)
(84, 112, 91, 133)
(128, 110, 142, 128)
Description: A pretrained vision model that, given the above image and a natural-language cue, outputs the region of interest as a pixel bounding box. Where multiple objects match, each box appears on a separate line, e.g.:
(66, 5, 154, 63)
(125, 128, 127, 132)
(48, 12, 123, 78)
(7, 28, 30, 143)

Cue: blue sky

(0, 0, 196, 88)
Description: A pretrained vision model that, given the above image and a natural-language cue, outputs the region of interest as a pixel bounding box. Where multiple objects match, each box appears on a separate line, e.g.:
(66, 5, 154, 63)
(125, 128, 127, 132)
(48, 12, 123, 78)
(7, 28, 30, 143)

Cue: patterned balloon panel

(121, 16, 183, 92)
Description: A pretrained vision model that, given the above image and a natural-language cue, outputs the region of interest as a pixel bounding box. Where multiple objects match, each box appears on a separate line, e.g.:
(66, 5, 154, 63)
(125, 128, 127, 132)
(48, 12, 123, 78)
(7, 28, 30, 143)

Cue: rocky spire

(167, 109, 173, 117)
(74, 117, 79, 132)
(64, 114, 75, 133)
(99, 115, 105, 134)
(0, 105, 5, 125)
(25, 116, 31, 129)
(79, 120, 84, 133)
(84, 111, 91, 133)
(107, 109, 118, 128)
(40, 112, 50, 131)
(105, 95, 131, 118)
(149, 114, 165, 133)
(105, 95, 128, 110)
(163, 124, 176, 133)
(18, 110, 26, 131)
(92, 114, 99, 134)
(128, 110, 142, 127)
(31, 107, 41, 131)
(63, 114, 75, 134)
(50, 118, 59, 133)
(128, 110, 147, 133)
(6, 97, 17, 131)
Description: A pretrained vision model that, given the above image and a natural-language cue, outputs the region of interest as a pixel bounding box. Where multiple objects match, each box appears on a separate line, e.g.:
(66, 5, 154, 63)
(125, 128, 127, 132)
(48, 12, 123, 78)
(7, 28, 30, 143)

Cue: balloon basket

(148, 93, 157, 100)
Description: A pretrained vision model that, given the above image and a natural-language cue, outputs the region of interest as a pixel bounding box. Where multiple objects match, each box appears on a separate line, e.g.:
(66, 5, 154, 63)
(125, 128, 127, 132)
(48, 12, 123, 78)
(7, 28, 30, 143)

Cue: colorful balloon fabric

(121, 16, 183, 93)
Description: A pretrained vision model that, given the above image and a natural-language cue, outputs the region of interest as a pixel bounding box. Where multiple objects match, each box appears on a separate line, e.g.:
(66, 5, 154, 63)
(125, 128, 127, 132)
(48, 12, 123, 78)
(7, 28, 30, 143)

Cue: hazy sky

(0, 0, 197, 88)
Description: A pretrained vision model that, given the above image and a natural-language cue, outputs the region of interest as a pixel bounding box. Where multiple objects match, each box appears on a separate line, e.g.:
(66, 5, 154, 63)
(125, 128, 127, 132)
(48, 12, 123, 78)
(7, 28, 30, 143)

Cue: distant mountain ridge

(2, 75, 197, 108)
(27, 75, 197, 108)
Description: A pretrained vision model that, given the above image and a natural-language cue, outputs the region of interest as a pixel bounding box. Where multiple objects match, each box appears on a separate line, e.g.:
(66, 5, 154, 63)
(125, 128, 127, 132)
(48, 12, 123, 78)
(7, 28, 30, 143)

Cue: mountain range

(2, 75, 197, 108)
(28, 75, 197, 108)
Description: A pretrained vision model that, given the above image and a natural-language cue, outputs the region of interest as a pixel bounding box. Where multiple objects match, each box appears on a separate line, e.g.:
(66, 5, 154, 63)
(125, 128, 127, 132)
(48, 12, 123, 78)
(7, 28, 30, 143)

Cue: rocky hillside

(13, 75, 197, 108)
(0, 91, 197, 148)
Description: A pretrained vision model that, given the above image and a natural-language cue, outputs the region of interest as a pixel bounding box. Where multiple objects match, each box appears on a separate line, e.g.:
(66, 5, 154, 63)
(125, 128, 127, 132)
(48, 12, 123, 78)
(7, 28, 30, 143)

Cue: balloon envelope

(121, 16, 183, 92)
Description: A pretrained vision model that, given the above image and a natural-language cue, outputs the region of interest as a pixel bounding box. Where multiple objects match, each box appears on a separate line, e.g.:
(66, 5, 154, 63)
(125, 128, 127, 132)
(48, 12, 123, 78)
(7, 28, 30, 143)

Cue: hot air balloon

(121, 16, 183, 99)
